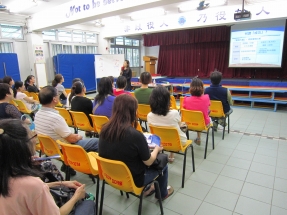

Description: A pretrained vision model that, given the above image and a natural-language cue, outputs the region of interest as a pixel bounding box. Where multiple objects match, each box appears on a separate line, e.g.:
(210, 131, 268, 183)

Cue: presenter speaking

(120, 60, 132, 91)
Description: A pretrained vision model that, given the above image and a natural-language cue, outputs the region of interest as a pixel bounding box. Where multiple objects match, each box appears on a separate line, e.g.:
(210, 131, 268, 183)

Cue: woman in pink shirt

(113, 76, 131, 96)
(183, 78, 210, 145)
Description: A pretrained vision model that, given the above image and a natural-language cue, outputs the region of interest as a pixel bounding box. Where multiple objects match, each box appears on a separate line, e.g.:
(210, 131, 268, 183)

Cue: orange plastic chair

(137, 104, 151, 130)
(209, 100, 230, 140)
(89, 114, 109, 134)
(55, 107, 77, 134)
(181, 109, 214, 159)
(29, 92, 39, 102)
(180, 96, 184, 110)
(23, 91, 30, 97)
(69, 111, 94, 137)
(170, 95, 180, 111)
(14, 99, 32, 114)
(130, 92, 135, 98)
(94, 154, 164, 215)
(57, 140, 100, 210)
(65, 88, 71, 95)
(149, 125, 194, 188)
(136, 121, 143, 133)
(10, 100, 19, 110)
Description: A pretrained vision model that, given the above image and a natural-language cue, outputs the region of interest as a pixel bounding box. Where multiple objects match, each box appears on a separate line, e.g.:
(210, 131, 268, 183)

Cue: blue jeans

(144, 165, 168, 199)
(76, 138, 99, 152)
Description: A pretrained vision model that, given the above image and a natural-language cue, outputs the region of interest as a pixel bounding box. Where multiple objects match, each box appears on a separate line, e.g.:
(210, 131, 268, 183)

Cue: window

(86, 33, 97, 43)
(75, 45, 86, 54)
(0, 42, 13, 53)
(52, 44, 62, 56)
(87, 46, 97, 54)
(58, 30, 71, 42)
(116, 37, 124, 45)
(63, 45, 72, 53)
(43, 30, 56, 40)
(133, 40, 140, 46)
(73, 31, 84, 42)
(1, 24, 23, 39)
(125, 38, 132, 46)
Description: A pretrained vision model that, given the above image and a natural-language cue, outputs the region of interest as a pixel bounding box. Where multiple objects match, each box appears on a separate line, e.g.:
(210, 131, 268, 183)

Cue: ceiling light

(130, 8, 165, 20)
(7, 0, 40, 13)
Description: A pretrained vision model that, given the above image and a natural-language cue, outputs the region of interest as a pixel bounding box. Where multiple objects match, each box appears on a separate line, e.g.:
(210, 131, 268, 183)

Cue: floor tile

(220, 166, 248, 181)
(272, 190, 287, 210)
(179, 180, 211, 200)
(236, 144, 257, 153)
(156, 208, 181, 215)
(213, 175, 244, 194)
(122, 198, 160, 215)
(189, 169, 219, 186)
(277, 151, 287, 161)
(195, 202, 232, 215)
(212, 146, 234, 156)
(204, 187, 239, 211)
(274, 177, 287, 193)
(234, 196, 271, 215)
(276, 158, 287, 169)
(253, 154, 276, 166)
(246, 171, 274, 189)
(241, 182, 273, 204)
(249, 162, 276, 176)
(276, 167, 287, 180)
(256, 147, 278, 158)
(226, 157, 251, 170)
(198, 160, 224, 174)
(231, 150, 254, 161)
(271, 206, 287, 215)
(258, 141, 278, 150)
(206, 152, 230, 164)
(101, 206, 123, 215)
(217, 141, 238, 149)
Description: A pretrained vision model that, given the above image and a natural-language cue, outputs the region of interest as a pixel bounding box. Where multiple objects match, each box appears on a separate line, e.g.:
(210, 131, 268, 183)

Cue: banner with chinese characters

(34, 45, 45, 64)
(103, 1, 287, 38)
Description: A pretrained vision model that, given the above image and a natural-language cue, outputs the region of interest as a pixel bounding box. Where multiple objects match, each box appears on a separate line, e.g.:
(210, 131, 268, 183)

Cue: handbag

(150, 153, 168, 171)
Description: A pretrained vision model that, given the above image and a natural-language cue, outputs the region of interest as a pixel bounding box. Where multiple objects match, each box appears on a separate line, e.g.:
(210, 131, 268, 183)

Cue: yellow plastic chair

(69, 111, 94, 137)
(29, 92, 39, 102)
(180, 96, 184, 110)
(209, 100, 230, 140)
(56, 101, 63, 107)
(10, 100, 19, 110)
(65, 88, 71, 95)
(137, 104, 151, 130)
(57, 140, 100, 211)
(55, 107, 78, 134)
(149, 125, 194, 188)
(170, 95, 180, 111)
(136, 121, 143, 133)
(181, 109, 214, 159)
(23, 91, 30, 97)
(14, 99, 32, 114)
(130, 92, 135, 98)
(95, 154, 164, 215)
(89, 114, 109, 134)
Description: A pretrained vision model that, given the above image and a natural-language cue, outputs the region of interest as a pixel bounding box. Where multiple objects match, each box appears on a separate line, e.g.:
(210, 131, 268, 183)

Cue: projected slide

(229, 20, 285, 68)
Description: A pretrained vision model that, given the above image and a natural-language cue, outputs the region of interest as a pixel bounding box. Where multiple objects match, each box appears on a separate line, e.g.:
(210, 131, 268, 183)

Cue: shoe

(218, 119, 227, 127)
(168, 157, 175, 163)
(85, 131, 92, 137)
(60, 164, 76, 176)
(194, 138, 201, 146)
(156, 185, 174, 201)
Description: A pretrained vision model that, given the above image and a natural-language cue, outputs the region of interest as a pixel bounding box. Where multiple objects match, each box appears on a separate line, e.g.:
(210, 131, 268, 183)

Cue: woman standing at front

(120, 60, 132, 91)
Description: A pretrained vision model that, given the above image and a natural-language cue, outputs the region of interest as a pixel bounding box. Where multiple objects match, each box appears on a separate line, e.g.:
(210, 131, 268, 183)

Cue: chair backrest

(57, 140, 98, 175)
(23, 91, 30, 97)
(209, 100, 225, 118)
(65, 88, 71, 95)
(10, 100, 19, 110)
(180, 97, 184, 110)
(130, 92, 135, 98)
(137, 104, 151, 121)
(149, 125, 183, 152)
(14, 99, 31, 114)
(89, 114, 109, 134)
(55, 107, 74, 127)
(181, 109, 207, 131)
(37, 134, 63, 160)
(136, 121, 143, 132)
(69, 111, 94, 132)
(170, 95, 177, 110)
(29, 92, 39, 102)
(95, 154, 142, 195)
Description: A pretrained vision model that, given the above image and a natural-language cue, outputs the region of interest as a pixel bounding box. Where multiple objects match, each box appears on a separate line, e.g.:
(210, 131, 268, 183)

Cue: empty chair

(55, 107, 77, 134)
(69, 111, 94, 137)
(137, 104, 151, 130)
(89, 114, 109, 134)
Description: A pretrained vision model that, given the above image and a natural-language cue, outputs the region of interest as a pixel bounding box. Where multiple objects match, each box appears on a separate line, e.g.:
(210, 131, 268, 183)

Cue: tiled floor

(56, 106, 287, 215)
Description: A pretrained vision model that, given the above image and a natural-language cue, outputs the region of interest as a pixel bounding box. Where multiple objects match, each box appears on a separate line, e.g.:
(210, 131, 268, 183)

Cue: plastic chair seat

(87, 152, 99, 175)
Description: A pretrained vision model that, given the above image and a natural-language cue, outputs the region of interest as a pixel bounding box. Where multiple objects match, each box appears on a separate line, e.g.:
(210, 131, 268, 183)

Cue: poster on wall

(34, 45, 45, 64)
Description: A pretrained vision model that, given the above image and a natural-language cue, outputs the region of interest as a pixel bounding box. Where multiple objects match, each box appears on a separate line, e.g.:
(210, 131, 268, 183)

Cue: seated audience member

(52, 74, 67, 105)
(70, 81, 93, 135)
(13, 81, 39, 110)
(134, 72, 153, 104)
(67, 78, 83, 108)
(34, 86, 99, 153)
(148, 86, 187, 162)
(204, 70, 233, 131)
(3, 76, 14, 87)
(0, 83, 31, 124)
(0, 79, 3, 83)
(113, 76, 131, 96)
(99, 94, 174, 200)
(93, 77, 115, 119)
(0, 119, 89, 215)
(183, 78, 210, 145)
(25, 75, 40, 93)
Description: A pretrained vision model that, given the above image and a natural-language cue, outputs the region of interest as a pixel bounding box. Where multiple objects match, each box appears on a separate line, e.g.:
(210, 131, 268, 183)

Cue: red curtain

(144, 25, 287, 79)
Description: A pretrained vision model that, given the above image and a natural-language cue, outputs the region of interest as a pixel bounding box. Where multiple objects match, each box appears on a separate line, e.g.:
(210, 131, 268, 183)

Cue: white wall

(144, 45, 159, 74)
(12, 41, 30, 81)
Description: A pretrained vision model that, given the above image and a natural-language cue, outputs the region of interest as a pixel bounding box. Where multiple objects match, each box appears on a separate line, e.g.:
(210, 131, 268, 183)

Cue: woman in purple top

(93, 77, 116, 118)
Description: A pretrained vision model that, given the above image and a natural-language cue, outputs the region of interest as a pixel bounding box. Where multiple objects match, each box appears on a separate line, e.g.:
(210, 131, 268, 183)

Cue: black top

(27, 85, 39, 93)
(204, 84, 230, 113)
(122, 68, 132, 91)
(0, 103, 22, 120)
(71, 96, 93, 126)
(99, 126, 150, 187)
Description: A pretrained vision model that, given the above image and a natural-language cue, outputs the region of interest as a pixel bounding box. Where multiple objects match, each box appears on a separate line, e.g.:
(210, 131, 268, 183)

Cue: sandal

(156, 185, 174, 201)
(194, 138, 201, 146)
(168, 157, 175, 163)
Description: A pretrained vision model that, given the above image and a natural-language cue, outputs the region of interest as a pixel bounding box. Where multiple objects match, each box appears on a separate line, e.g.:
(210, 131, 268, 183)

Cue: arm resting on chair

(143, 145, 162, 166)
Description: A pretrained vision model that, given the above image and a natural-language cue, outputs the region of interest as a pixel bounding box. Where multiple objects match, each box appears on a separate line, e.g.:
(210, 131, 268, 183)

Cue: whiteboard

(95, 54, 125, 78)
(34, 63, 48, 87)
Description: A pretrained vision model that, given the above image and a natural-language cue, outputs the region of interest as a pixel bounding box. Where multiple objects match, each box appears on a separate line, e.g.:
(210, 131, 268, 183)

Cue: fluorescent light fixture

(178, 0, 227, 12)
(130, 8, 165, 20)
(7, 0, 40, 13)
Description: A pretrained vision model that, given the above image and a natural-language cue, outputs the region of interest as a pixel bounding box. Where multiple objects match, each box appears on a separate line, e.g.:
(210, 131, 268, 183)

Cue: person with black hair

(147, 86, 187, 162)
(113, 76, 131, 96)
(0, 119, 88, 215)
(0, 78, 3, 83)
(25, 75, 40, 93)
(120, 60, 132, 91)
(2, 76, 14, 87)
(66, 78, 83, 108)
(204, 70, 233, 131)
(93, 77, 115, 118)
(52, 74, 67, 105)
(134, 72, 153, 104)
(13, 81, 39, 110)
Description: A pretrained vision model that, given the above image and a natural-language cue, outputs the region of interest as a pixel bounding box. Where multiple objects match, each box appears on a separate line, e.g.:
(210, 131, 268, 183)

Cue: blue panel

(0, 53, 21, 81)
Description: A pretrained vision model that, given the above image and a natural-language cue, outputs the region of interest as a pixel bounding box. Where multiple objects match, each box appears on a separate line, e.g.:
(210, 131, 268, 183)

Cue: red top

(113, 89, 131, 97)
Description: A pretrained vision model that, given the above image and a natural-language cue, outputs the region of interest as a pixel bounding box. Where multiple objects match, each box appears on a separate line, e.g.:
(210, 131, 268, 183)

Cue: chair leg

(186, 130, 190, 140)
(154, 181, 164, 215)
(38, 150, 42, 157)
(99, 180, 106, 215)
(144, 121, 147, 131)
(74, 127, 78, 134)
(90, 175, 96, 184)
(182, 149, 188, 188)
(222, 116, 226, 140)
(138, 188, 145, 215)
(191, 145, 195, 172)
(212, 127, 215, 150)
(95, 176, 100, 215)
(204, 128, 210, 159)
(126, 192, 129, 198)
(65, 165, 70, 181)
(228, 115, 230, 133)
(120, 191, 123, 196)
